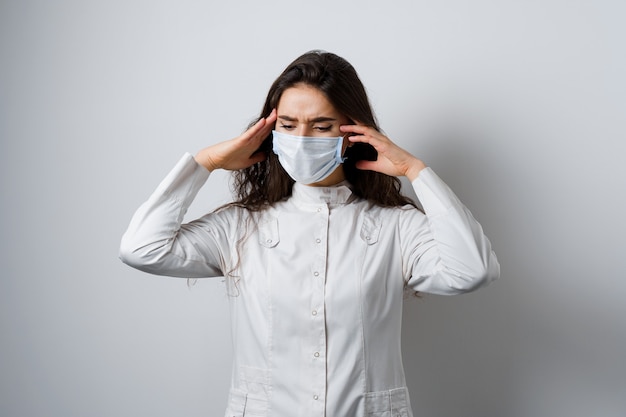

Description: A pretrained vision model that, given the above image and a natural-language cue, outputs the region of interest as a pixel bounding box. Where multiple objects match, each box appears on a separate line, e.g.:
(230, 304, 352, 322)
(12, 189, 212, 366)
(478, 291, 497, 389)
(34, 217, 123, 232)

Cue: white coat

(120, 153, 500, 417)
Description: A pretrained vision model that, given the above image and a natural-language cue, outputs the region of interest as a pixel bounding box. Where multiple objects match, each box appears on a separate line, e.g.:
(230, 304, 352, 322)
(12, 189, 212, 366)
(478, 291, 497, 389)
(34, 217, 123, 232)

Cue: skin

(194, 83, 427, 184)
(274, 84, 351, 186)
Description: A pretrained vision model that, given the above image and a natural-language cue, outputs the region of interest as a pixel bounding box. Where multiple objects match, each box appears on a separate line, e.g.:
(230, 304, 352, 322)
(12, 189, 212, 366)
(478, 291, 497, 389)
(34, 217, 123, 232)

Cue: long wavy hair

(231, 50, 416, 210)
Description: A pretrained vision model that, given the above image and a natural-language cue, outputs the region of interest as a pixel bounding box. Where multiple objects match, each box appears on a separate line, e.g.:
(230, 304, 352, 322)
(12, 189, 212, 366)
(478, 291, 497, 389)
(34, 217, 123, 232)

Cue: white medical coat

(120, 153, 500, 417)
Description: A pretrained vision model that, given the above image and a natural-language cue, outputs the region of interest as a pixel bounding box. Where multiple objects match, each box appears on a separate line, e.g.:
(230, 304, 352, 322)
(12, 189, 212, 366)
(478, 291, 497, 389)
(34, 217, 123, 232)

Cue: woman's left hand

(340, 125, 427, 182)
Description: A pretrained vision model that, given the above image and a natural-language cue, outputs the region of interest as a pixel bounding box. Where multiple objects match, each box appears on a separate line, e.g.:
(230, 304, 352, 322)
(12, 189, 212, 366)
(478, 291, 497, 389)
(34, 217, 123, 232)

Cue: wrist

(194, 151, 218, 172)
(405, 159, 427, 182)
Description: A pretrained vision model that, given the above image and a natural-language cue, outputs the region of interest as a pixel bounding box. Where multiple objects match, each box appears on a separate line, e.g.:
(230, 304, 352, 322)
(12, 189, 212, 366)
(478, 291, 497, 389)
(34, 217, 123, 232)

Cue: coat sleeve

(401, 168, 500, 295)
(119, 153, 232, 278)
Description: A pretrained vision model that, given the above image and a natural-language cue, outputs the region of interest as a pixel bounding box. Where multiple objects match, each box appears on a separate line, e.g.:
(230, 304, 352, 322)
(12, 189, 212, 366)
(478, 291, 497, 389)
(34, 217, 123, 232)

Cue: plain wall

(1, 1, 625, 416)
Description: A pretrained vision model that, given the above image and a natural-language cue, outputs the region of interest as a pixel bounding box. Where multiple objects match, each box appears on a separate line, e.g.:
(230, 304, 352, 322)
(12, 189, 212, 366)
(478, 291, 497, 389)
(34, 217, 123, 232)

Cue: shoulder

(355, 201, 424, 232)
(193, 203, 256, 229)
(369, 202, 428, 235)
(363, 200, 422, 216)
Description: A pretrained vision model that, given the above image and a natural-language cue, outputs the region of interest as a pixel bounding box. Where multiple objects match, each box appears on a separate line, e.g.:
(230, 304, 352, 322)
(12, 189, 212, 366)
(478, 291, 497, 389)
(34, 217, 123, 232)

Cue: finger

(347, 133, 388, 152)
(340, 124, 373, 135)
(265, 108, 277, 124)
(354, 160, 378, 171)
(257, 110, 277, 138)
(242, 110, 276, 144)
(241, 119, 267, 142)
(248, 151, 268, 165)
(347, 135, 370, 146)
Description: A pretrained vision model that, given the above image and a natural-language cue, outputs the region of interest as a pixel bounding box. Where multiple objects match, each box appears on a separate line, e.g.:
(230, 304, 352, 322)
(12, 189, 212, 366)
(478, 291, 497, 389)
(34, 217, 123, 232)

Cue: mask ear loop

(339, 134, 350, 162)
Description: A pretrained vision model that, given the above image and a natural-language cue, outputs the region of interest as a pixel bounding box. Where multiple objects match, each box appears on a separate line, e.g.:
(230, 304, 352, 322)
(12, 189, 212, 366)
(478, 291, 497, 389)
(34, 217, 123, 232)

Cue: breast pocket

(364, 387, 411, 417)
(360, 215, 381, 245)
(258, 217, 279, 248)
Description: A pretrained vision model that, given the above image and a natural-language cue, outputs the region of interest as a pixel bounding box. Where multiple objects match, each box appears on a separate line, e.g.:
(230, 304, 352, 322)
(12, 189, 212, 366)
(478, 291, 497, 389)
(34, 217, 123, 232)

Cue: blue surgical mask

(272, 130, 346, 184)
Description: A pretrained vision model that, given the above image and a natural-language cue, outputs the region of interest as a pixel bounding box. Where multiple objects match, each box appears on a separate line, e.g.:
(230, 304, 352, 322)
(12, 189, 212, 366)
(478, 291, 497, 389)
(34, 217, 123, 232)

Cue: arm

(340, 124, 499, 294)
(119, 153, 226, 277)
(401, 168, 499, 294)
(120, 110, 277, 277)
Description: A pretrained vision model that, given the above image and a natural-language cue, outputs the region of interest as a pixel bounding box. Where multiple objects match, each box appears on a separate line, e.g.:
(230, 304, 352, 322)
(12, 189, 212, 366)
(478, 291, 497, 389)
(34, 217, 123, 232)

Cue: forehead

(277, 84, 341, 118)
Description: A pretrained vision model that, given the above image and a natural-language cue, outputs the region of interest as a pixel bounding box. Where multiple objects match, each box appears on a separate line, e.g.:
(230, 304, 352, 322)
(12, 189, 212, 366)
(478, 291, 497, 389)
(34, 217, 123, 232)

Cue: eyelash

(279, 124, 332, 132)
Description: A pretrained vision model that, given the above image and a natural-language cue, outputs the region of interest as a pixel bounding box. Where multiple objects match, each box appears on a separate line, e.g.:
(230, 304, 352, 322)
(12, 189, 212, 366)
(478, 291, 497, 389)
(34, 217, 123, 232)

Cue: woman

(120, 50, 499, 417)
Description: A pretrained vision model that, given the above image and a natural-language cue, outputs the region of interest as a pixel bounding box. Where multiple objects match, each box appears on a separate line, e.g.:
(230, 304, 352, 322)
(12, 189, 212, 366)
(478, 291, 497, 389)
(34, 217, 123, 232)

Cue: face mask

(272, 130, 346, 184)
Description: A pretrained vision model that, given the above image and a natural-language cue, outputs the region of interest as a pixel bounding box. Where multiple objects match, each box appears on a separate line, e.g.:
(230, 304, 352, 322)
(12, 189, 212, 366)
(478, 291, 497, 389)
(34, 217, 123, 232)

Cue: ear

(341, 134, 352, 157)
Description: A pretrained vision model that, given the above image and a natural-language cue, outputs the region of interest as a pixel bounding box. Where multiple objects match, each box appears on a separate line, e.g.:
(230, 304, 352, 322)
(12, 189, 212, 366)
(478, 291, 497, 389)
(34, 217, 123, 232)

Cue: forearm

(406, 168, 500, 294)
(119, 153, 219, 277)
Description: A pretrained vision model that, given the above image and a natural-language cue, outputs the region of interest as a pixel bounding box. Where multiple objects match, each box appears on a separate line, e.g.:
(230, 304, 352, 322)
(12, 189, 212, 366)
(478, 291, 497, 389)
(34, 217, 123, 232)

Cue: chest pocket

(360, 214, 381, 245)
(258, 217, 279, 248)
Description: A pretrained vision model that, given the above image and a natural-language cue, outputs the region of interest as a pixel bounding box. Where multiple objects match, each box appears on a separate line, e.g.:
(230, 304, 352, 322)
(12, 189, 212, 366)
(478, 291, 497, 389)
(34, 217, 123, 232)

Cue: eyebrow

(278, 115, 337, 123)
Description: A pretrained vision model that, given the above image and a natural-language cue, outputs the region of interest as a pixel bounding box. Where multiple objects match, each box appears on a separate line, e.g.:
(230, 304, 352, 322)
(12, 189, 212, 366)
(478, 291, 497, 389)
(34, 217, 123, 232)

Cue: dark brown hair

(231, 50, 416, 210)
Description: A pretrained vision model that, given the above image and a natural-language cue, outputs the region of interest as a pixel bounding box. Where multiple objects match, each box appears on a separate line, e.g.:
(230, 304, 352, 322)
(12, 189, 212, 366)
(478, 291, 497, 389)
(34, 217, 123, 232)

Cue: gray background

(1, 1, 625, 416)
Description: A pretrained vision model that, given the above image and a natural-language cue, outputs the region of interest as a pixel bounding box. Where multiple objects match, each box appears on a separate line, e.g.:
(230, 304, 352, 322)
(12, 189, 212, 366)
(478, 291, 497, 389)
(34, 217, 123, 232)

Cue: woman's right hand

(194, 109, 277, 171)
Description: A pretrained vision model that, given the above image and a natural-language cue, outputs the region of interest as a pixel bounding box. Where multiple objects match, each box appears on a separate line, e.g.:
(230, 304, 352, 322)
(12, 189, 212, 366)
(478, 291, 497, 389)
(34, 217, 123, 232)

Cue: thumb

(248, 151, 268, 165)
